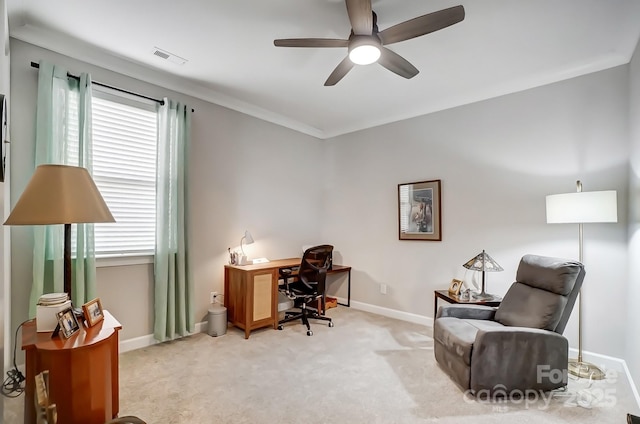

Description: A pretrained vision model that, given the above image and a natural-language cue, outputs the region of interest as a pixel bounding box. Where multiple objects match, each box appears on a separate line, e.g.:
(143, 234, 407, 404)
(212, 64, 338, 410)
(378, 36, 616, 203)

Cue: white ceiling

(7, 0, 640, 139)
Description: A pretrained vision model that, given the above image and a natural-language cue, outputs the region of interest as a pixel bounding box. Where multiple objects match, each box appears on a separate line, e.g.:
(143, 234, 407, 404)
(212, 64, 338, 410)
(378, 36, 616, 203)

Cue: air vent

(151, 47, 188, 65)
(153, 50, 170, 60)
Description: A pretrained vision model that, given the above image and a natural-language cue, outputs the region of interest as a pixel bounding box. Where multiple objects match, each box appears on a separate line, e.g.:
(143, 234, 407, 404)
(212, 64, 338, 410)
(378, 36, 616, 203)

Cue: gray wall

(324, 66, 630, 360)
(627, 32, 640, 394)
(9, 39, 324, 346)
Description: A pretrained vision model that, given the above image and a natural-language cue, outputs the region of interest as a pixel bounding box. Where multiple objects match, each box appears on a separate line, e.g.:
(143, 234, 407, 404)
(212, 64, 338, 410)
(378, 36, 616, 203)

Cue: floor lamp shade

(546, 190, 617, 224)
(4, 164, 115, 225)
(4, 164, 115, 300)
(545, 181, 617, 380)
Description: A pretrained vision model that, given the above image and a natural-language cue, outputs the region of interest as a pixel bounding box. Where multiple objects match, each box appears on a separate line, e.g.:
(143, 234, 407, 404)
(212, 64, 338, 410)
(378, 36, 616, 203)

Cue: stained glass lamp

(463, 250, 503, 300)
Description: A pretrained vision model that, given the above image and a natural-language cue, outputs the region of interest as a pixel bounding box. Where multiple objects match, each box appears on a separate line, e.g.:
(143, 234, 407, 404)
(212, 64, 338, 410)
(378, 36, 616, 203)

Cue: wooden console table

(225, 259, 351, 339)
(22, 310, 122, 424)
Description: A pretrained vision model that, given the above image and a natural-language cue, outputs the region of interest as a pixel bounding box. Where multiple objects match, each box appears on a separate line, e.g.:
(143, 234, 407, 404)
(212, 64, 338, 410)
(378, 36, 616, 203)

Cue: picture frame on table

(82, 297, 104, 327)
(448, 278, 463, 296)
(56, 307, 80, 339)
(398, 179, 442, 241)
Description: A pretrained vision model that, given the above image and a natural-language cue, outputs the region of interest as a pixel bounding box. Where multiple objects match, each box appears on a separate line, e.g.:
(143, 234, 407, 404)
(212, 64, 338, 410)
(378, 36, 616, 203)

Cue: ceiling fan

(274, 0, 465, 86)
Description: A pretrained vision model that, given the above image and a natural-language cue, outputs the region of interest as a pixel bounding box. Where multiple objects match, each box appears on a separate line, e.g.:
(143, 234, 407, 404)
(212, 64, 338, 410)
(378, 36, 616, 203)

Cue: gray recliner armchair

(434, 254, 585, 396)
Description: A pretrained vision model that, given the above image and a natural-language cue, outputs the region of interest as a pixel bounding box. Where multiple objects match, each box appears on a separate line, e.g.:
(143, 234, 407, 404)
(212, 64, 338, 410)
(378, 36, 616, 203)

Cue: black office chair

(278, 245, 335, 336)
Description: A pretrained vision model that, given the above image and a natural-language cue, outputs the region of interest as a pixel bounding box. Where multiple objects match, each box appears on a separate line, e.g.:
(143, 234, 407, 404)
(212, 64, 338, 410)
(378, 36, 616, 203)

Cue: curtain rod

(30, 61, 195, 112)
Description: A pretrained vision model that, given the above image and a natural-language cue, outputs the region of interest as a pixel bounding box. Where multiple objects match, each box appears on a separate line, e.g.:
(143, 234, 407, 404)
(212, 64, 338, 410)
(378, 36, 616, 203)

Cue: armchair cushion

(494, 282, 567, 330)
(516, 254, 582, 295)
(436, 304, 497, 321)
(493, 254, 583, 333)
(434, 318, 504, 366)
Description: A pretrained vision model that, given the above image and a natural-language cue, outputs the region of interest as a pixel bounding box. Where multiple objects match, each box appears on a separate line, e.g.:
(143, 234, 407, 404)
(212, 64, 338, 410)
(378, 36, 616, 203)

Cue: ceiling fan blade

(274, 38, 349, 48)
(378, 5, 465, 46)
(324, 57, 355, 86)
(378, 47, 419, 79)
(346, 0, 373, 35)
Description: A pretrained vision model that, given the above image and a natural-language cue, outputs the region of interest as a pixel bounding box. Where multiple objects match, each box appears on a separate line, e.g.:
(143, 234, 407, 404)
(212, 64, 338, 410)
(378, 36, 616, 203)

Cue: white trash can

(207, 304, 227, 337)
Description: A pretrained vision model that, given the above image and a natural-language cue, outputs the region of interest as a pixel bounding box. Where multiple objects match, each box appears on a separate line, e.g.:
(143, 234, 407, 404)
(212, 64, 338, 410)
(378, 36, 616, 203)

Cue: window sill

(96, 255, 153, 268)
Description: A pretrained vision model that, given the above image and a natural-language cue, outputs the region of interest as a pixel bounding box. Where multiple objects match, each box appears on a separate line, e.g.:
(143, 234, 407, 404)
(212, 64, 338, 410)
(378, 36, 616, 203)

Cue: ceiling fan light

(349, 45, 380, 65)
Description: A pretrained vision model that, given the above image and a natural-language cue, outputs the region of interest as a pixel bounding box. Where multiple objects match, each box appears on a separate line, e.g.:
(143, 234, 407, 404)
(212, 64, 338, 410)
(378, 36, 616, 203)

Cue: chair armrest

(436, 304, 497, 321)
(470, 327, 568, 394)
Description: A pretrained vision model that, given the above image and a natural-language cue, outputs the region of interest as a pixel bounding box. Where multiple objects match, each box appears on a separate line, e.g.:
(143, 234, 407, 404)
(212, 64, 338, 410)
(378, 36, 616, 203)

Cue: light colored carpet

(4, 307, 639, 423)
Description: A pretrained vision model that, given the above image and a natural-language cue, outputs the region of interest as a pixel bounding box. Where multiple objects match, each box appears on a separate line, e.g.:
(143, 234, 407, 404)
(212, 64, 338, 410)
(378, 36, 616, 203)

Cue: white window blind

(399, 185, 410, 234)
(91, 93, 158, 257)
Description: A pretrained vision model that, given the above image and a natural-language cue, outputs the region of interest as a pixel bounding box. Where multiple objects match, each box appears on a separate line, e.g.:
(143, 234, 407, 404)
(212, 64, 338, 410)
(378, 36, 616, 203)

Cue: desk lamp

(239, 230, 254, 265)
(463, 250, 503, 300)
(546, 180, 617, 380)
(4, 164, 115, 302)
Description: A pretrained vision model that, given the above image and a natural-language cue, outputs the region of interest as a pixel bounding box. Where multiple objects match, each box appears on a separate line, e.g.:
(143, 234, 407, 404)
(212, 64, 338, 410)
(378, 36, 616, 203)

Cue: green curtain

(30, 61, 97, 316)
(154, 98, 194, 341)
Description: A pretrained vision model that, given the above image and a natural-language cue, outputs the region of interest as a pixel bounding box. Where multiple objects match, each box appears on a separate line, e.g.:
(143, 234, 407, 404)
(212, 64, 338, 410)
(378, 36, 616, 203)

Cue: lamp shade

(4, 164, 115, 225)
(243, 230, 254, 245)
(463, 250, 503, 272)
(546, 190, 617, 224)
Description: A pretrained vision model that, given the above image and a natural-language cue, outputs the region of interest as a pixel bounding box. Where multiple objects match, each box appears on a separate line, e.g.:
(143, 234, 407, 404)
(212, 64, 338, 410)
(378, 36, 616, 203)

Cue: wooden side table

(433, 289, 502, 321)
(22, 310, 121, 424)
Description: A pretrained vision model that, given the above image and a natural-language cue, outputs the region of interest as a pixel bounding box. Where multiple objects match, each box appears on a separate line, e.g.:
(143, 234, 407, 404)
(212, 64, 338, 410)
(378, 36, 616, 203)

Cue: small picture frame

(56, 307, 80, 339)
(82, 298, 104, 327)
(448, 278, 463, 296)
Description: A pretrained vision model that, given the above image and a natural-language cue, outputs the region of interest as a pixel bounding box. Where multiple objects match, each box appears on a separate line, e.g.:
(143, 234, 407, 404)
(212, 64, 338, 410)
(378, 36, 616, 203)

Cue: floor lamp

(4, 164, 115, 304)
(546, 180, 617, 380)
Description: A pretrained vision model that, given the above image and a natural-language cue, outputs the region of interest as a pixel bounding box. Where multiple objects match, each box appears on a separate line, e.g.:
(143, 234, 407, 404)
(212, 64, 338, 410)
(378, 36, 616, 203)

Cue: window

(91, 90, 158, 257)
(398, 184, 410, 234)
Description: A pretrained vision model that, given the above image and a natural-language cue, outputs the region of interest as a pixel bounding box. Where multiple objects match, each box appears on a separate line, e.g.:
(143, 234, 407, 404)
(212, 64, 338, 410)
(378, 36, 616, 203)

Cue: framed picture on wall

(82, 298, 104, 327)
(398, 179, 442, 241)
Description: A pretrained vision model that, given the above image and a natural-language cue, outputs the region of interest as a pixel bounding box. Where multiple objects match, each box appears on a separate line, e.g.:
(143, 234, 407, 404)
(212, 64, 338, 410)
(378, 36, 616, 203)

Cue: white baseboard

(119, 321, 207, 353)
(569, 348, 625, 373)
(339, 297, 431, 326)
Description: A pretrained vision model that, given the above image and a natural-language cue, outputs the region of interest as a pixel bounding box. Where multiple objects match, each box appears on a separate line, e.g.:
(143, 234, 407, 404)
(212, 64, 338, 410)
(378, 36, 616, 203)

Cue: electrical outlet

(210, 291, 218, 303)
(380, 283, 387, 295)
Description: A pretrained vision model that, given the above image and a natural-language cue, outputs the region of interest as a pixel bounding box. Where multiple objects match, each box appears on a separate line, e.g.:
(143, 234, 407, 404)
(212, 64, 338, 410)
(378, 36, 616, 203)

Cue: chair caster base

(328, 321, 334, 328)
(307, 330, 313, 336)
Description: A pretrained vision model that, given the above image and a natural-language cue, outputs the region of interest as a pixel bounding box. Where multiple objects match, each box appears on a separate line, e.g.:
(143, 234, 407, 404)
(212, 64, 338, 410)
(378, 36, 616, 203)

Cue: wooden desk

(433, 290, 501, 321)
(22, 310, 122, 424)
(328, 265, 352, 307)
(224, 259, 351, 339)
